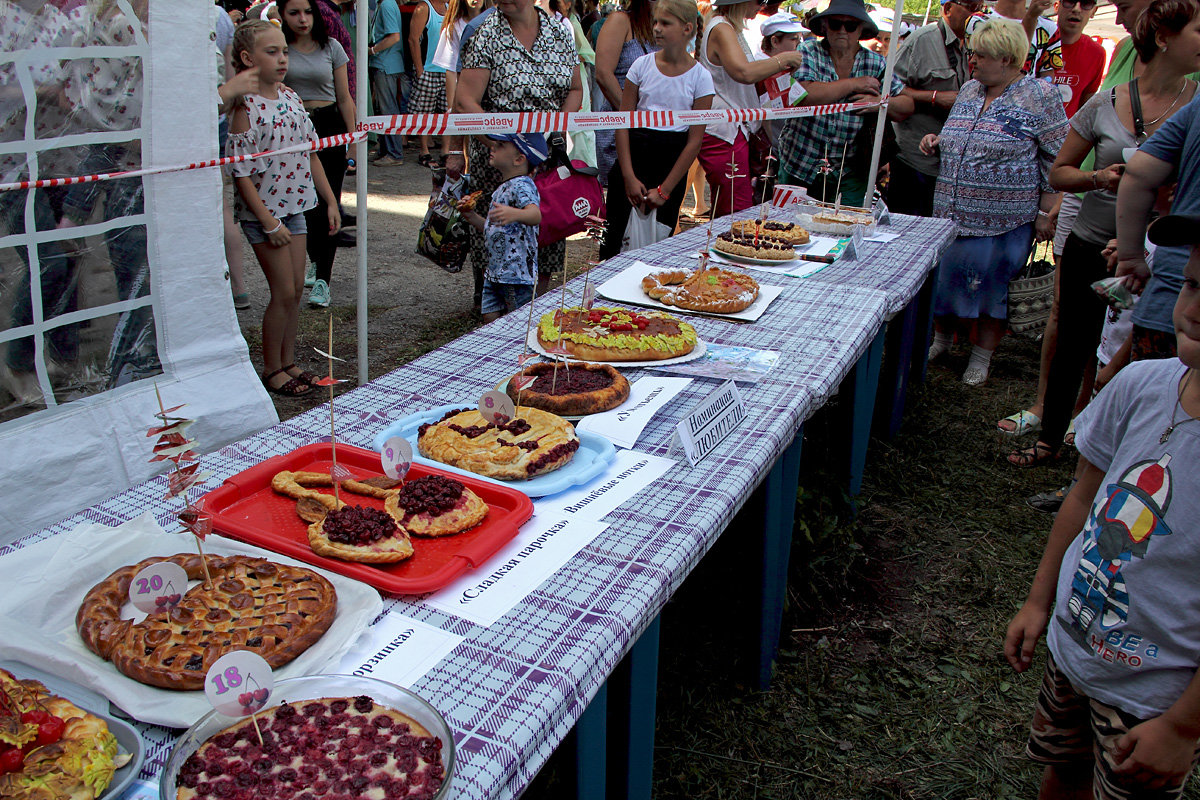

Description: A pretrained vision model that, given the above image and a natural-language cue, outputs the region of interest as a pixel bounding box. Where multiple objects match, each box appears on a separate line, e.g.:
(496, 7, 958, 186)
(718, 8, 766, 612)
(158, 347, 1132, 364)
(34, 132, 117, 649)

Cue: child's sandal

(262, 368, 311, 397)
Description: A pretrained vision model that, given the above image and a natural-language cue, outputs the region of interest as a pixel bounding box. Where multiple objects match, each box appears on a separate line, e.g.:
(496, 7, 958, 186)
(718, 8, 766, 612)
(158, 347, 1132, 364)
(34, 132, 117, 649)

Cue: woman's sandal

(997, 410, 1041, 436)
(418, 153, 434, 168)
(262, 367, 311, 397)
(283, 364, 323, 387)
(1008, 441, 1058, 468)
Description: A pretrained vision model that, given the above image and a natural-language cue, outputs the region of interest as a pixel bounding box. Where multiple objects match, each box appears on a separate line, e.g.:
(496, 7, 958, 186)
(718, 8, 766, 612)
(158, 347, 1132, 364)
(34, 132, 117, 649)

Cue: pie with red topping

(383, 474, 488, 537)
(711, 230, 796, 261)
(537, 306, 697, 362)
(176, 695, 445, 800)
(504, 362, 630, 416)
(76, 554, 337, 691)
(417, 407, 579, 480)
(308, 505, 415, 564)
(641, 266, 759, 314)
(731, 219, 810, 245)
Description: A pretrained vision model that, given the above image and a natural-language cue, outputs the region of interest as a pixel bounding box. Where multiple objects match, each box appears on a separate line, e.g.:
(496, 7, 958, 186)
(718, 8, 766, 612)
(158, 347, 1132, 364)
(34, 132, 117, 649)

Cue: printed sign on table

(670, 380, 747, 466)
(536, 448, 675, 521)
(335, 614, 463, 686)
(574, 376, 692, 450)
(423, 513, 608, 627)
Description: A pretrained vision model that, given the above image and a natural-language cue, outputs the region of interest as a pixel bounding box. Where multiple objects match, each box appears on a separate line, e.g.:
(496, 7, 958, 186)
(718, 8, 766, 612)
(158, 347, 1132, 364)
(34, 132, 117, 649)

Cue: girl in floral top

(227, 19, 340, 397)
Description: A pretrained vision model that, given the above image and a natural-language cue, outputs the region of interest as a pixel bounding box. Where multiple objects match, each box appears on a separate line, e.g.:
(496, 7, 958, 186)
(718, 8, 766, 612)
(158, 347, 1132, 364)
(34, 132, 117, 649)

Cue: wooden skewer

(327, 315, 339, 505)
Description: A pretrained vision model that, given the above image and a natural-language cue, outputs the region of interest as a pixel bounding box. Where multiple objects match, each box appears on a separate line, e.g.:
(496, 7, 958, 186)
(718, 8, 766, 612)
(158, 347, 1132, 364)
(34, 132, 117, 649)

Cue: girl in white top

(599, 0, 715, 258)
(431, 0, 489, 116)
(227, 21, 340, 397)
(698, 0, 803, 216)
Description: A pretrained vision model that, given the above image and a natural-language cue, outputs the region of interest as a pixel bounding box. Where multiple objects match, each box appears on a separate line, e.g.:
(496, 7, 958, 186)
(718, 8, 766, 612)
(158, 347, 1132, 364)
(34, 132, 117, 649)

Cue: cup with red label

(129, 561, 189, 614)
(381, 436, 413, 481)
(478, 390, 515, 425)
(205, 651, 274, 717)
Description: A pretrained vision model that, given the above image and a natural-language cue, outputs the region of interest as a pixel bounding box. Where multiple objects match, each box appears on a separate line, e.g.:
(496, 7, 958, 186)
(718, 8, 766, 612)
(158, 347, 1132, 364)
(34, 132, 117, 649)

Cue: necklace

(1160, 368, 1197, 444)
(1145, 79, 1191, 127)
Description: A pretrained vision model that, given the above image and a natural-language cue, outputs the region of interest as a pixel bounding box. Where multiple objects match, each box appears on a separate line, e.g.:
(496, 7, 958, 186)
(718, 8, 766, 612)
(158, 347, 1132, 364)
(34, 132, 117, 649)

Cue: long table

(4, 209, 956, 800)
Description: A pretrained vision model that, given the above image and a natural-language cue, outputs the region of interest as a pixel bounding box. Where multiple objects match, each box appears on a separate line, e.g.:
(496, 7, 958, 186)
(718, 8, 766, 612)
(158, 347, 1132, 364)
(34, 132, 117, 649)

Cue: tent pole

(356, 0, 369, 385)
(864, 0, 903, 207)
(922, 0, 935, 26)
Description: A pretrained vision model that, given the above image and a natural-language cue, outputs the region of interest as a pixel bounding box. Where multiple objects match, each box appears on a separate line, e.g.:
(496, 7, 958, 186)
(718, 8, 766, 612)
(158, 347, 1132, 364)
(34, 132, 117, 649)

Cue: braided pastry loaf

(76, 554, 337, 690)
(641, 266, 759, 314)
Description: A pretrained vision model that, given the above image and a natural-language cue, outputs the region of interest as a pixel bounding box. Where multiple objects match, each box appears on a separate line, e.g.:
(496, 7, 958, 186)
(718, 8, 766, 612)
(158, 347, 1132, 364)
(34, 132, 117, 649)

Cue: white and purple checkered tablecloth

(5, 208, 958, 800)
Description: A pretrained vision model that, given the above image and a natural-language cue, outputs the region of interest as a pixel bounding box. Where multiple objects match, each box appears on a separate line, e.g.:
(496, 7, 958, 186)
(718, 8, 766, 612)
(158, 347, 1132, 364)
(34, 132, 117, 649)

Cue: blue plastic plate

(372, 404, 617, 497)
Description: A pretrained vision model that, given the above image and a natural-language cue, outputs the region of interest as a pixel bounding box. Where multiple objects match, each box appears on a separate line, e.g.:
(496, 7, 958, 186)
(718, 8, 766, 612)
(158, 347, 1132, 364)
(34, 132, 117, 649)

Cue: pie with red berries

(640, 266, 759, 314)
(307, 505, 416, 564)
(711, 230, 796, 261)
(730, 219, 810, 245)
(76, 554, 337, 691)
(383, 474, 488, 537)
(417, 407, 579, 480)
(504, 362, 630, 416)
(175, 695, 445, 800)
(537, 306, 697, 362)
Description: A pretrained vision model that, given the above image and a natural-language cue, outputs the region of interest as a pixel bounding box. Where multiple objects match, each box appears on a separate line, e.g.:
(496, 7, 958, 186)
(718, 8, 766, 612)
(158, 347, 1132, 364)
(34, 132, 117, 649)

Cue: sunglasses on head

(1060, 0, 1098, 9)
(949, 0, 984, 11)
(826, 18, 861, 31)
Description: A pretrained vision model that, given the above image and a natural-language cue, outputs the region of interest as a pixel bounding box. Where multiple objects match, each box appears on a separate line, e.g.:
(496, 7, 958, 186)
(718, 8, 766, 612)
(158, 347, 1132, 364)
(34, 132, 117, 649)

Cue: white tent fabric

(0, 0, 277, 540)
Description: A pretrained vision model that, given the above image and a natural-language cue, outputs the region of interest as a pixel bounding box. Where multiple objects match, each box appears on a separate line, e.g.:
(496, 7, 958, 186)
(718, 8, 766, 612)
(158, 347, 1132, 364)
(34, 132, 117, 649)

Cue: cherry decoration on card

(478, 390, 515, 425)
(380, 436, 413, 481)
(205, 651, 274, 718)
(129, 561, 188, 614)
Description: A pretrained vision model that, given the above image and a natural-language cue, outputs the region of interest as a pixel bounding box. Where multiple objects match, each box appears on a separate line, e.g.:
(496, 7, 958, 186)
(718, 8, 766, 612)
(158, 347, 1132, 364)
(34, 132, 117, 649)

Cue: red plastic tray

(197, 443, 534, 595)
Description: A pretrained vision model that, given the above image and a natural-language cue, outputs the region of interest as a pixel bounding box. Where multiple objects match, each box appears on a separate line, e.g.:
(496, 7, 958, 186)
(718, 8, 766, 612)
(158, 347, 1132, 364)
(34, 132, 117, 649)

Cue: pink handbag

(533, 159, 605, 247)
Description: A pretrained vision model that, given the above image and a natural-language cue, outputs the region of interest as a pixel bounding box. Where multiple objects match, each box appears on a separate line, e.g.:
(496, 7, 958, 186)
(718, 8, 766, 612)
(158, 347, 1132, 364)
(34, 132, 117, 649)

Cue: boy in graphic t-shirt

(1005, 211, 1200, 799)
(1052, 0, 1104, 116)
(460, 132, 545, 322)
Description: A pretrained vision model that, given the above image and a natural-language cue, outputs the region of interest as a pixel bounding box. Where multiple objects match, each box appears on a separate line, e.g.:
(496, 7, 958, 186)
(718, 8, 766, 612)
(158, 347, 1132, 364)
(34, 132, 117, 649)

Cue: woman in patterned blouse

(920, 18, 1067, 386)
(451, 0, 582, 309)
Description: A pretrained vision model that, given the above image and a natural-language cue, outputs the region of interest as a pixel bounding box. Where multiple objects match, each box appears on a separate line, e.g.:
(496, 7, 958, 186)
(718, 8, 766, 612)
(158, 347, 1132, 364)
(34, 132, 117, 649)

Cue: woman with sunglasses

(775, 0, 912, 207)
(920, 18, 1068, 386)
(1008, 0, 1200, 467)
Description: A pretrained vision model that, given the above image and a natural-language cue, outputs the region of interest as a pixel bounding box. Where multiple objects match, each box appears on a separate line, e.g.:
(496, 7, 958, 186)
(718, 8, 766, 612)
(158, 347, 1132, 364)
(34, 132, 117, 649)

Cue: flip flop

(997, 410, 1041, 436)
(1064, 418, 1076, 448)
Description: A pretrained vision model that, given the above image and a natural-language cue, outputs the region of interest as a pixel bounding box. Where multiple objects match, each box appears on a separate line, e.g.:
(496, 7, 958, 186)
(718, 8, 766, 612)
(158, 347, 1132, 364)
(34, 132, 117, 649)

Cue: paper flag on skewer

(313, 376, 347, 387)
(154, 403, 186, 418)
(167, 464, 212, 499)
(314, 348, 346, 362)
(582, 283, 595, 310)
(517, 352, 535, 366)
(510, 375, 536, 392)
(147, 419, 194, 438)
(178, 509, 213, 540)
(329, 463, 355, 481)
(545, 341, 574, 357)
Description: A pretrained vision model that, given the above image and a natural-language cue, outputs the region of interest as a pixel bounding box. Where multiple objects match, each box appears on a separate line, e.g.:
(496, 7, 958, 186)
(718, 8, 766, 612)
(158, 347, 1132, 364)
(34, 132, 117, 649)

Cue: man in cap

(888, 0, 974, 216)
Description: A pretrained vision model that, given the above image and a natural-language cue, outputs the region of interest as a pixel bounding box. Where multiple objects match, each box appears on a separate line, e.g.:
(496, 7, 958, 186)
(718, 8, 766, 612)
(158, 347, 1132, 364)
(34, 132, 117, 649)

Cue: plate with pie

(371, 404, 616, 497)
(198, 442, 534, 595)
(161, 674, 454, 800)
(596, 260, 784, 322)
(529, 306, 708, 367)
(0, 661, 145, 800)
(0, 519, 381, 728)
(496, 362, 630, 420)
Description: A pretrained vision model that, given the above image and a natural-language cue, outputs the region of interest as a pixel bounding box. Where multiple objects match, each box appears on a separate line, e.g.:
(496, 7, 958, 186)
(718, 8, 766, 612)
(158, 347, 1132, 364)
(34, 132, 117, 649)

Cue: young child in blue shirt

(1005, 211, 1200, 800)
(460, 132, 545, 322)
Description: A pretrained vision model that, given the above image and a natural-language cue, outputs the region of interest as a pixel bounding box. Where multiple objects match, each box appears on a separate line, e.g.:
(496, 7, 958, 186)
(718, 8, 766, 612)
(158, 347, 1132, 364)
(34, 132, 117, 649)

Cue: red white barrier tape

(0, 101, 882, 193)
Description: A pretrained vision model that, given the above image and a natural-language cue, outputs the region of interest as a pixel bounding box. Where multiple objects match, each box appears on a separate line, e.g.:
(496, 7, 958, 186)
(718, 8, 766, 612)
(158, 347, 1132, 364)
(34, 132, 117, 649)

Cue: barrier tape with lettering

(0, 100, 883, 193)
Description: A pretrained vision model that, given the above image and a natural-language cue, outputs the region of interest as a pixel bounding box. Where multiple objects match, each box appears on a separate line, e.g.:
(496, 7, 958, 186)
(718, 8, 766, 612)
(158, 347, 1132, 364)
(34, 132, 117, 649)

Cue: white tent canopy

(0, 0, 277, 540)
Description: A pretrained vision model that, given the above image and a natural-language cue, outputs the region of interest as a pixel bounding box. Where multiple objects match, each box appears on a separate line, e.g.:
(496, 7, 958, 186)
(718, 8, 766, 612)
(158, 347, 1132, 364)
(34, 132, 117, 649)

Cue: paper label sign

(380, 436, 413, 481)
(537, 449, 675, 520)
(574, 376, 692, 450)
(478, 390, 515, 424)
(205, 651, 273, 717)
(128, 561, 188, 614)
(672, 380, 746, 466)
(335, 614, 464, 687)
(423, 513, 608, 627)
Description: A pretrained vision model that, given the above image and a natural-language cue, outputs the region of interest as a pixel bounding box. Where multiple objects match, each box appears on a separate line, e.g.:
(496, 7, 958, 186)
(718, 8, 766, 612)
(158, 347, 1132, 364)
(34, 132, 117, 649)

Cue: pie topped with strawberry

(537, 306, 697, 362)
(504, 362, 630, 416)
(176, 695, 445, 800)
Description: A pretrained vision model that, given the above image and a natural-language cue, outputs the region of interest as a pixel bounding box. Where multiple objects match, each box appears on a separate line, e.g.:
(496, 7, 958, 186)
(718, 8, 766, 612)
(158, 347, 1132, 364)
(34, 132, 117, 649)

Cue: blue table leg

(876, 297, 920, 441)
(848, 328, 886, 497)
(911, 274, 936, 387)
(757, 430, 804, 690)
(625, 615, 660, 800)
(575, 682, 607, 800)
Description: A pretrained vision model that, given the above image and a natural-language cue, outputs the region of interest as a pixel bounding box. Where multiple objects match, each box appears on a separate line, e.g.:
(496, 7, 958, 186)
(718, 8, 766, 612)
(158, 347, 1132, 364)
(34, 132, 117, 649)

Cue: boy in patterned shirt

(460, 132, 546, 321)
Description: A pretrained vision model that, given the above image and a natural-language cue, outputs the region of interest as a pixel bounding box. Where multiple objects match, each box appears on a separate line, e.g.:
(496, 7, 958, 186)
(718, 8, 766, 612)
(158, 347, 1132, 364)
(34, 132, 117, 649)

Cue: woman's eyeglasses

(826, 18, 861, 32)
